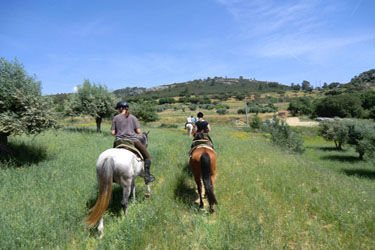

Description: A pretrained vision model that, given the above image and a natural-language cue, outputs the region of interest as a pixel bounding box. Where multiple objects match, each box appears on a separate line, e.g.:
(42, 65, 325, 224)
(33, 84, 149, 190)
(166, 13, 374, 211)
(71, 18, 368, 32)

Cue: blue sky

(1, 0, 374, 95)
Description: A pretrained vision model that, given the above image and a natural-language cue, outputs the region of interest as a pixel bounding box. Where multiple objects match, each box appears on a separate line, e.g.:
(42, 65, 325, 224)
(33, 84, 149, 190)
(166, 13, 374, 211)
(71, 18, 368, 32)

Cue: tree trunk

(0, 132, 9, 146)
(96, 117, 102, 133)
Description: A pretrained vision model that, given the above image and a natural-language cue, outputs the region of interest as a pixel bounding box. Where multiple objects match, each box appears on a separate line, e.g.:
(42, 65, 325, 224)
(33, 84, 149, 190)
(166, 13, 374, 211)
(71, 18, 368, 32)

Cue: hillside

(343, 69, 375, 91)
(114, 77, 291, 98)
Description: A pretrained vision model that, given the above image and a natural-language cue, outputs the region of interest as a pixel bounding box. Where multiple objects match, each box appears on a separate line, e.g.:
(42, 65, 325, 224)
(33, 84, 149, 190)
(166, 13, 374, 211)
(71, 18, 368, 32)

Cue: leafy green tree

(69, 79, 115, 132)
(318, 119, 349, 149)
(287, 97, 313, 116)
(131, 101, 159, 122)
(0, 57, 58, 145)
(346, 120, 375, 159)
(314, 94, 363, 118)
(361, 91, 375, 110)
(301, 80, 311, 91)
(292, 84, 301, 91)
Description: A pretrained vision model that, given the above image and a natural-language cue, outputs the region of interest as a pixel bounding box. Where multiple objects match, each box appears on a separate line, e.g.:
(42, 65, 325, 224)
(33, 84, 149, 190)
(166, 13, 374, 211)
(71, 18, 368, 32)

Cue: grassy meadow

(0, 122, 375, 249)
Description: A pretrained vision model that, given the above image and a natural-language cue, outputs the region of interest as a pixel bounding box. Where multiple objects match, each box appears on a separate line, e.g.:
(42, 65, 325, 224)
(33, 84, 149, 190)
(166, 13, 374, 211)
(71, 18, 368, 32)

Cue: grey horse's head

(138, 131, 150, 148)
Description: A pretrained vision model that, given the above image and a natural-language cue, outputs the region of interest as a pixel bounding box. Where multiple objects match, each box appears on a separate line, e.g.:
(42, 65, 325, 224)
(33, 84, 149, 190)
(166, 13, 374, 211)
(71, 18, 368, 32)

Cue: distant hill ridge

(113, 77, 291, 98)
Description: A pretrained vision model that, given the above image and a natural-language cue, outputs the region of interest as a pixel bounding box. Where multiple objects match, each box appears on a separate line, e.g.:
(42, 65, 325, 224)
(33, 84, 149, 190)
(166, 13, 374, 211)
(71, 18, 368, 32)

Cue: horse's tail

(201, 153, 218, 206)
(84, 158, 114, 228)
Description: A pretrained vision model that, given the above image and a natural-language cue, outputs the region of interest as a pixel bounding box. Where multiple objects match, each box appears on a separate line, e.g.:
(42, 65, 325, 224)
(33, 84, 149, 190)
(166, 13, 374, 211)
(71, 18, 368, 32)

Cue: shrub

(156, 106, 165, 112)
(216, 108, 228, 115)
(131, 102, 159, 122)
(266, 118, 304, 153)
(237, 109, 245, 114)
(158, 97, 175, 105)
(250, 115, 262, 130)
(188, 104, 197, 111)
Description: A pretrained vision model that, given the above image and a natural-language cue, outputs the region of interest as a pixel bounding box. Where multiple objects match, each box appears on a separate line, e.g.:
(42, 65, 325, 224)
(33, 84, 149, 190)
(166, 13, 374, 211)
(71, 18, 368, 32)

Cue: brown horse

(189, 134, 218, 213)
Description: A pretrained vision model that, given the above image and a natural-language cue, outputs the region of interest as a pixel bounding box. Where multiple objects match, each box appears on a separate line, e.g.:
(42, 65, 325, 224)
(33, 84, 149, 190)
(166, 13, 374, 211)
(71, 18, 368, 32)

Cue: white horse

(186, 123, 194, 136)
(84, 132, 151, 237)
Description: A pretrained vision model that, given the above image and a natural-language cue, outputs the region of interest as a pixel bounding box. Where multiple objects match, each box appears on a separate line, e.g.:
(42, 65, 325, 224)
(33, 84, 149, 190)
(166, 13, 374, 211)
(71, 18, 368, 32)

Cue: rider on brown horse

(195, 112, 214, 147)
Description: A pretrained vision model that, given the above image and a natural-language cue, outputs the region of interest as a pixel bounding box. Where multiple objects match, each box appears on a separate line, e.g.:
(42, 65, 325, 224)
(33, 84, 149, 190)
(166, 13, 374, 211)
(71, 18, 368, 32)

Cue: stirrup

(144, 174, 155, 184)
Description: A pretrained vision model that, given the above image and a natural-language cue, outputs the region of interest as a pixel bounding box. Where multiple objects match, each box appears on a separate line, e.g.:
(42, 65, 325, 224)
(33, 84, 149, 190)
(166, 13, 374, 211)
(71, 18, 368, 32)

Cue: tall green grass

(0, 125, 374, 249)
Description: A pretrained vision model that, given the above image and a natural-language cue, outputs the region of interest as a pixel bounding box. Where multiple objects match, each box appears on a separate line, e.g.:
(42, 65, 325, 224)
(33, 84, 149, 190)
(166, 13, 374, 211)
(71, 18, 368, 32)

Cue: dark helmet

(116, 101, 129, 109)
(197, 112, 204, 118)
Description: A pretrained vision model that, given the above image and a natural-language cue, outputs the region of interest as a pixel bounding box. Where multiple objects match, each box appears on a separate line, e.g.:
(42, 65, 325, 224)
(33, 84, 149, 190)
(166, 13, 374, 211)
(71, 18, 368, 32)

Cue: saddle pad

(114, 139, 144, 160)
(188, 144, 215, 157)
(191, 139, 213, 148)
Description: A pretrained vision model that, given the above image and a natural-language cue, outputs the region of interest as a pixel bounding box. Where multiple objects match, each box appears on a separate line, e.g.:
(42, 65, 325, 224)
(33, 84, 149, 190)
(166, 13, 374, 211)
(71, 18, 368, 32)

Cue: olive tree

(0, 57, 58, 145)
(69, 79, 115, 132)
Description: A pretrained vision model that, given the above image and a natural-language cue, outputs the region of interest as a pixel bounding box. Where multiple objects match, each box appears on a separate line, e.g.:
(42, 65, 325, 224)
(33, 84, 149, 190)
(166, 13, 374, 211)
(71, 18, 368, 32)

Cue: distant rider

(185, 115, 195, 129)
(195, 112, 214, 147)
(111, 101, 155, 184)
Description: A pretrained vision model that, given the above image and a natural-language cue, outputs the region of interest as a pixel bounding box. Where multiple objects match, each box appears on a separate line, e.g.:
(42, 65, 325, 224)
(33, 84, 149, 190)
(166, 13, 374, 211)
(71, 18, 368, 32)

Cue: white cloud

(216, 0, 373, 64)
(72, 86, 78, 92)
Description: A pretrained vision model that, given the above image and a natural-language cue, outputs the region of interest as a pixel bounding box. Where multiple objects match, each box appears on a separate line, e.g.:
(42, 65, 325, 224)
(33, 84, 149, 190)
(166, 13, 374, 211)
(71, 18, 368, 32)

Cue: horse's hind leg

(130, 179, 136, 203)
(121, 179, 132, 216)
(195, 178, 204, 208)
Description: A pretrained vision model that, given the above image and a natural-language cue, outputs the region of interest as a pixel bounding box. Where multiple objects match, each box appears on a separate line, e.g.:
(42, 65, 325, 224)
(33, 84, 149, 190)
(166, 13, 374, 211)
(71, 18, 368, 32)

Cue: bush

(265, 118, 304, 153)
(158, 97, 176, 105)
(216, 108, 228, 115)
(237, 109, 245, 114)
(215, 104, 230, 109)
(250, 115, 262, 130)
(188, 104, 197, 111)
(131, 102, 159, 122)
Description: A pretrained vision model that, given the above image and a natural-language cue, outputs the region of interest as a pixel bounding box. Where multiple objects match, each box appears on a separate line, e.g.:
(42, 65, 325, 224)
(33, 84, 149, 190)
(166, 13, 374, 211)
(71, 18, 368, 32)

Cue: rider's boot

(144, 159, 155, 184)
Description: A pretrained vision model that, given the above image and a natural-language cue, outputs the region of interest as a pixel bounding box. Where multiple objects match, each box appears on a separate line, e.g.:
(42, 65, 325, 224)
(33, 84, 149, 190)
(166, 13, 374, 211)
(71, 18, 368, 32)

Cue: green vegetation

(1, 125, 374, 249)
(65, 79, 116, 132)
(2, 59, 375, 249)
(264, 118, 305, 153)
(0, 57, 58, 145)
(115, 76, 291, 99)
(319, 119, 375, 159)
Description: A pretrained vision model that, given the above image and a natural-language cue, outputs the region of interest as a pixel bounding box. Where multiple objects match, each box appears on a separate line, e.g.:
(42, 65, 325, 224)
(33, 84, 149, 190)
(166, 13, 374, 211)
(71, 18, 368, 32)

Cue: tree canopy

(68, 79, 116, 132)
(0, 57, 58, 145)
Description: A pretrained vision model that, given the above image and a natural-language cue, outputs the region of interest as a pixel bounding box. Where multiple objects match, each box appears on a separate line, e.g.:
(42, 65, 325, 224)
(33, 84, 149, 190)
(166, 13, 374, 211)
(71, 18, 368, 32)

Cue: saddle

(113, 138, 144, 160)
(188, 138, 215, 157)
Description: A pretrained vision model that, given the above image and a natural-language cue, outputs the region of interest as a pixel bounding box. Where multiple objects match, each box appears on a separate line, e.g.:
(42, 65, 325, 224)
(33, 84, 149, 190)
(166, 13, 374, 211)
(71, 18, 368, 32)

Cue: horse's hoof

(209, 208, 215, 214)
(145, 192, 150, 198)
(199, 203, 204, 209)
(98, 232, 103, 239)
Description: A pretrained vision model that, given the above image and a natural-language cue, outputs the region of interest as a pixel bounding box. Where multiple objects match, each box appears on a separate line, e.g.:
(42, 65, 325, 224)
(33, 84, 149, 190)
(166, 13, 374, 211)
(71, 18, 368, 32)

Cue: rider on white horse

(185, 115, 195, 129)
(111, 101, 155, 184)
